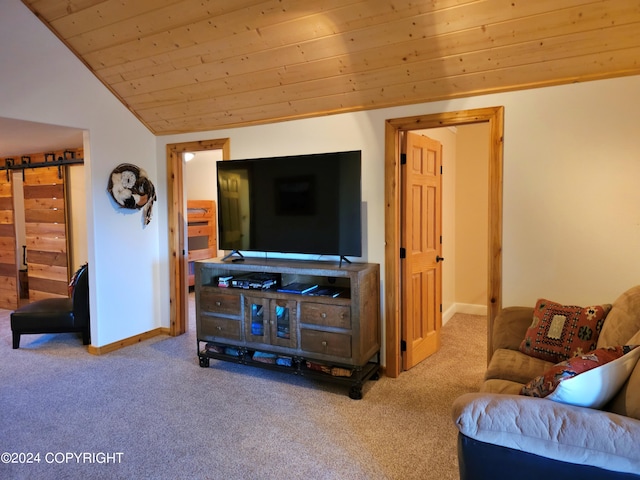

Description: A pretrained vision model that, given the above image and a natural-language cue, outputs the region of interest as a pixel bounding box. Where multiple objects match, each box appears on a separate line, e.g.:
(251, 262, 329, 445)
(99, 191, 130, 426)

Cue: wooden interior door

(401, 132, 443, 370)
(24, 166, 69, 300)
(0, 171, 18, 309)
(217, 171, 244, 249)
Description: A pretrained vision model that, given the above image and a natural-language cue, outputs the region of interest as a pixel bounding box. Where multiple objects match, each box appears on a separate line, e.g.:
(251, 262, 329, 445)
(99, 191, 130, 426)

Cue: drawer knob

(321, 341, 327, 347)
(321, 312, 327, 318)
(215, 301, 221, 307)
(216, 326, 222, 331)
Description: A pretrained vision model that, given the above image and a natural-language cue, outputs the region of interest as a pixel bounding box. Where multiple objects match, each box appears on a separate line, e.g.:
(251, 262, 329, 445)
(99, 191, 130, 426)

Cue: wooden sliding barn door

(0, 172, 18, 309)
(23, 166, 69, 300)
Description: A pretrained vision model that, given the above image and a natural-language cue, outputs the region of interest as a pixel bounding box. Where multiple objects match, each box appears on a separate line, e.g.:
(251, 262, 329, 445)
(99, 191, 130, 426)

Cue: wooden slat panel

(28, 250, 68, 268)
(187, 224, 213, 237)
(27, 263, 69, 283)
(28, 276, 69, 297)
(23, 184, 65, 200)
(73, 0, 376, 60)
(0, 250, 17, 264)
(26, 223, 66, 236)
(0, 276, 18, 293)
(24, 197, 65, 210)
(48, 0, 180, 36)
(0, 224, 15, 237)
(0, 171, 17, 309)
(24, 209, 66, 224)
(149, 44, 640, 133)
(187, 199, 216, 286)
(23, 0, 107, 22)
(107, 0, 609, 93)
(24, 172, 63, 187)
(136, 18, 640, 122)
(28, 289, 67, 302)
(26, 236, 67, 253)
(0, 263, 17, 278)
(0, 197, 13, 210)
(0, 210, 14, 225)
(188, 248, 215, 262)
(21, 0, 640, 135)
(24, 167, 68, 300)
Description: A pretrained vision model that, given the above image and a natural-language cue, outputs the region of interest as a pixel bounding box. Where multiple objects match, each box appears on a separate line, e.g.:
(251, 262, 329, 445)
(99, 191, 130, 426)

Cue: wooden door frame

(167, 138, 230, 336)
(384, 107, 504, 377)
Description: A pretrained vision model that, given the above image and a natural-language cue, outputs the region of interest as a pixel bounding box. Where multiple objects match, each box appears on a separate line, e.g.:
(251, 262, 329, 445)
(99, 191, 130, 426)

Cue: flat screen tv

(216, 150, 362, 260)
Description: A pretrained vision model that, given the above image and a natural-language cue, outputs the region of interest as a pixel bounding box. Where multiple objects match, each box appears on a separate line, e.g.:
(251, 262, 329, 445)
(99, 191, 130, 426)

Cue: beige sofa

(453, 285, 640, 479)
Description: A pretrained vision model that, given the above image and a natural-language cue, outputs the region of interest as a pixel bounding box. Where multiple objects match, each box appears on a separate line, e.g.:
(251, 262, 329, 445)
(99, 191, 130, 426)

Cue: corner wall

(158, 74, 640, 336)
(1, 1, 160, 347)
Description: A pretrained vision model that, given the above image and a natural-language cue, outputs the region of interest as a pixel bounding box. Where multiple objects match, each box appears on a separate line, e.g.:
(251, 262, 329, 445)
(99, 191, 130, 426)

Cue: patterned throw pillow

(519, 299, 611, 363)
(521, 345, 640, 409)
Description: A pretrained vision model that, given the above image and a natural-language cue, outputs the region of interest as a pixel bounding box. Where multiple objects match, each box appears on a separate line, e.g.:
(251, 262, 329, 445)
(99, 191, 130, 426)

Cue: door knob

(436, 255, 445, 263)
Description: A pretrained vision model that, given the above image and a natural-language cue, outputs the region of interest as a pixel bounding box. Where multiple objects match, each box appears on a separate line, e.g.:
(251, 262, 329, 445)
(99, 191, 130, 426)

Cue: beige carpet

(0, 302, 486, 480)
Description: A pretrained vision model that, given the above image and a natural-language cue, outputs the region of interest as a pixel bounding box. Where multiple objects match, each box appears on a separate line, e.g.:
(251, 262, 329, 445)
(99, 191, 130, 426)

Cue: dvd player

(230, 272, 280, 290)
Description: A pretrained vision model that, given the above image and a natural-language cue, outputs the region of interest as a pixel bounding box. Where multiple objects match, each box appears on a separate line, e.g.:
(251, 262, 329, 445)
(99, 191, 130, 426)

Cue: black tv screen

(216, 150, 362, 258)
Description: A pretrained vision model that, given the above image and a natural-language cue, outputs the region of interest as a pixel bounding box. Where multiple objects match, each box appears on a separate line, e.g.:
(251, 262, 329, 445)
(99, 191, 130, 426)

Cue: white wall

(5, 0, 640, 352)
(1, 1, 160, 346)
(185, 150, 221, 201)
(160, 74, 640, 316)
(455, 123, 489, 309)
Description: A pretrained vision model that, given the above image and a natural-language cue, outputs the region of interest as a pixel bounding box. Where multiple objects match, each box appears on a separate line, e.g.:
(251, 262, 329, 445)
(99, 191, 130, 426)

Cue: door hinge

(440, 304, 443, 313)
(400, 247, 406, 259)
(440, 235, 442, 244)
(401, 340, 407, 352)
(400, 153, 407, 165)
(440, 165, 443, 174)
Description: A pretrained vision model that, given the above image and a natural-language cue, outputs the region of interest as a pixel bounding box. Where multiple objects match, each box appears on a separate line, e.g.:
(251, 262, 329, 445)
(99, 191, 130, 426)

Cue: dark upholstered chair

(11, 264, 90, 349)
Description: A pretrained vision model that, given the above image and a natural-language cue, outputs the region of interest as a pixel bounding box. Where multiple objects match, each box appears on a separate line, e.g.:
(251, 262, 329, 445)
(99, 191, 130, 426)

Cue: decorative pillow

(519, 299, 611, 363)
(521, 345, 640, 409)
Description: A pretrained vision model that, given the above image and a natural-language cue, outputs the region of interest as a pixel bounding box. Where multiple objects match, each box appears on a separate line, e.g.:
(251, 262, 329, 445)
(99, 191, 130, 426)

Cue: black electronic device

(230, 272, 280, 290)
(216, 150, 362, 259)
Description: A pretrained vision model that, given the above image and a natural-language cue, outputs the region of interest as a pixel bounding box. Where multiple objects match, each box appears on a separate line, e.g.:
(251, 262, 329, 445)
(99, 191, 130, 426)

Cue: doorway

(166, 138, 230, 336)
(384, 107, 504, 378)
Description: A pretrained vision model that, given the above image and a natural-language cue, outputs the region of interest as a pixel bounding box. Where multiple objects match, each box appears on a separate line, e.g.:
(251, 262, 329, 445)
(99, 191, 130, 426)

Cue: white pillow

(548, 346, 640, 408)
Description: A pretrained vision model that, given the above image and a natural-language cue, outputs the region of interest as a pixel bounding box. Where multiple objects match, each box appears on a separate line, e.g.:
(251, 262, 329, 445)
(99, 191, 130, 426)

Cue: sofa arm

(491, 306, 533, 354)
(452, 392, 640, 476)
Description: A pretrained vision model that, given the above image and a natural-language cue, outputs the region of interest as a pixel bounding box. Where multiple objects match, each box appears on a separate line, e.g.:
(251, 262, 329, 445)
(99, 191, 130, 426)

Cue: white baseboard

(442, 303, 487, 326)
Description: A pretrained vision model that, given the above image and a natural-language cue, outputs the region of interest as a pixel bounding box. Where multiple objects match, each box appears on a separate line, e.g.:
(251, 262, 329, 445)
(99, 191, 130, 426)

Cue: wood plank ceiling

(22, 0, 640, 135)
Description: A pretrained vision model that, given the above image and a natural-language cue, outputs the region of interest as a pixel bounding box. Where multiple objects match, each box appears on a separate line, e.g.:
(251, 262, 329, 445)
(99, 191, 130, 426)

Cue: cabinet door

(245, 296, 269, 344)
(269, 298, 297, 349)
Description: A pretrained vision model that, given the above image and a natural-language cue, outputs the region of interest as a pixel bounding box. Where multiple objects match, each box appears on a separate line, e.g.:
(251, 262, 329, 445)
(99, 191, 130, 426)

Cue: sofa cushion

(597, 285, 640, 348)
(492, 306, 535, 352)
(521, 345, 640, 409)
(453, 392, 640, 476)
(485, 348, 554, 385)
(607, 330, 640, 420)
(519, 299, 610, 363)
(480, 378, 524, 395)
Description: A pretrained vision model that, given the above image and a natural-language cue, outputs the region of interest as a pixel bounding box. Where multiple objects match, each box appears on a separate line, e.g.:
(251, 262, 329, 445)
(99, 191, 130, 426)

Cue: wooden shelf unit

(187, 200, 216, 286)
(195, 257, 380, 399)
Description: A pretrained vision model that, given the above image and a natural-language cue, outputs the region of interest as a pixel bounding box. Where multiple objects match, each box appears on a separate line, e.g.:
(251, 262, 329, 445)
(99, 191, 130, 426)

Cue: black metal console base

(197, 340, 380, 399)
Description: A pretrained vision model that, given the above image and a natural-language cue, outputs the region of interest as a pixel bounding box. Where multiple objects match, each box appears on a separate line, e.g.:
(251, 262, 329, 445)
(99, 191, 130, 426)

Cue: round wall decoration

(107, 163, 157, 225)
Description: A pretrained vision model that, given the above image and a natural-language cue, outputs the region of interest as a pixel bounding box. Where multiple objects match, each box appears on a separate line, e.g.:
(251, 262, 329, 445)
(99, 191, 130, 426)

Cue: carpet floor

(0, 299, 486, 480)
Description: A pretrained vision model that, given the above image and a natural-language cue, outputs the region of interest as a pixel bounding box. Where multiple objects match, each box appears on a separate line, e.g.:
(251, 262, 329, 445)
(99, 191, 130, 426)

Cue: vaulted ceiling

(22, 0, 640, 135)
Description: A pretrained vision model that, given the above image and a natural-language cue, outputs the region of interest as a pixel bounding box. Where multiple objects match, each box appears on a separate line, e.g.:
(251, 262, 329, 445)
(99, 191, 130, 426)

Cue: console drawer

(200, 289, 241, 316)
(300, 329, 351, 358)
(300, 302, 351, 329)
(200, 315, 242, 341)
